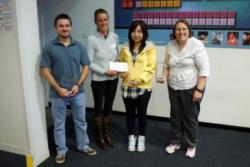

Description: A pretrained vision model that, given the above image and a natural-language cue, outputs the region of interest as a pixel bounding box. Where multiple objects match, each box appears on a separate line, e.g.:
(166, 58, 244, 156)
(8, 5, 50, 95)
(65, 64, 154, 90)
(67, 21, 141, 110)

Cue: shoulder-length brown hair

(172, 19, 192, 39)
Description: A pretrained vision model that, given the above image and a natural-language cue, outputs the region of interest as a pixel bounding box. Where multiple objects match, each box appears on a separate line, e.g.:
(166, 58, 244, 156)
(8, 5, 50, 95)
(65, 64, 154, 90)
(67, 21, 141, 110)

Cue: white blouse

(164, 37, 210, 90)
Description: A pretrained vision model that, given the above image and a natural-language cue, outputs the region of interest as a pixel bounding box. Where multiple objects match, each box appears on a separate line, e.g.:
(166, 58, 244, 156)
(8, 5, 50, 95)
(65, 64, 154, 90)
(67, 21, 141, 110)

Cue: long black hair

(128, 20, 148, 54)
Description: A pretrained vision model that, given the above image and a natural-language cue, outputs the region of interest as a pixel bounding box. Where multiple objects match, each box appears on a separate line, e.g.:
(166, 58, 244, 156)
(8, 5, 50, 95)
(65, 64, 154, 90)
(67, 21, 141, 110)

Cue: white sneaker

(137, 135, 145, 152)
(165, 144, 181, 154)
(128, 135, 136, 152)
(55, 154, 66, 164)
(185, 147, 196, 158)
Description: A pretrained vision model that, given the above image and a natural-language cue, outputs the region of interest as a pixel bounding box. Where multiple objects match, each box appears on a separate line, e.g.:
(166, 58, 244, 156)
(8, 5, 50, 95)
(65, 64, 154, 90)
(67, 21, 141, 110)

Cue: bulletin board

(0, 0, 14, 32)
(115, 0, 250, 48)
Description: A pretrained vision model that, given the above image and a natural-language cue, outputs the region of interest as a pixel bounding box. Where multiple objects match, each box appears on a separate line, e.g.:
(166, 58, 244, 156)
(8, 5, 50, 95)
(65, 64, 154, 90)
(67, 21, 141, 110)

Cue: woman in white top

(158, 19, 209, 158)
(86, 8, 119, 150)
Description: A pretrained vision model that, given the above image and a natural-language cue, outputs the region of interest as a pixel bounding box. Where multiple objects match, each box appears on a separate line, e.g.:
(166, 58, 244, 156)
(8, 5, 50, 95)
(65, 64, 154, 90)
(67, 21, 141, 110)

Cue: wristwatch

(195, 88, 203, 93)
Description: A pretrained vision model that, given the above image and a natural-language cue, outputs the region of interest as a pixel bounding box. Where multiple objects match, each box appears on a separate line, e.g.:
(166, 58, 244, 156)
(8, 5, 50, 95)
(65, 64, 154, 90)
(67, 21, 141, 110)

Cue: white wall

(38, 0, 250, 128)
(0, 0, 30, 155)
(112, 47, 250, 128)
(38, 0, 115, 44)
(202, 48, 250, 127)
(0, 0, 49, 166)
(15, 0, 50, 165)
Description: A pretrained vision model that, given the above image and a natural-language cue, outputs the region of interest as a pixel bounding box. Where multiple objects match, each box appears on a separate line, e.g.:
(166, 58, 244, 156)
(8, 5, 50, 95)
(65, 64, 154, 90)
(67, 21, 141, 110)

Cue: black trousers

(91, 78, 118, 117)
(123, 91, 151, 136)
(168, 86, 202, 147)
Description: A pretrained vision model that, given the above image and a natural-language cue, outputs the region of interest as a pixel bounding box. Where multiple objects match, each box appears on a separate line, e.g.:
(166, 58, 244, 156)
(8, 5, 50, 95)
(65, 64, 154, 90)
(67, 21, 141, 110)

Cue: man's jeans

(50, 92, 90, 155)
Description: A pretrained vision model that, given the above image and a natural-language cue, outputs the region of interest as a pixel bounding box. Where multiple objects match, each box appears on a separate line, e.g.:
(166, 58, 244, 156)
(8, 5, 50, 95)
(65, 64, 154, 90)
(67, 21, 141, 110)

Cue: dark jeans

(168, 86, 203, 147)
(123, 91, 151, 136)
(91, 78, 118, 117)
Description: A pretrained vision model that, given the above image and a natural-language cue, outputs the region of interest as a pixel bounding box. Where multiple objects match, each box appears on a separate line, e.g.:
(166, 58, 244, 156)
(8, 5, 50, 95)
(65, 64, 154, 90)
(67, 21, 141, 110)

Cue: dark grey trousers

(168, 86, 202, 147)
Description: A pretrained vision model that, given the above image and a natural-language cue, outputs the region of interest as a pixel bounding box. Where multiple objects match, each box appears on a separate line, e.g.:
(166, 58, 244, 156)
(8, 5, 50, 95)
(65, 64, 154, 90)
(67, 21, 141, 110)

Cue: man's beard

(59, 32, 70, 39)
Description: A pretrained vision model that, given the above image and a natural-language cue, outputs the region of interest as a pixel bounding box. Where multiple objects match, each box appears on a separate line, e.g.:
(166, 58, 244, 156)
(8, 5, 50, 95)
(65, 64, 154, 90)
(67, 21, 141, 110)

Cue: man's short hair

(54, 13, 72, 27)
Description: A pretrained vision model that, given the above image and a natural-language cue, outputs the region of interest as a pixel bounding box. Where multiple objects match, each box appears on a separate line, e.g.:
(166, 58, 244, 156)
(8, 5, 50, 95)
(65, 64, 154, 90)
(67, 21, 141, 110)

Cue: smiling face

(174, 22, 190, 44)
(95, 13, 109, 34)
(55, 19, 72, 39)
(131, 25, 143, 44)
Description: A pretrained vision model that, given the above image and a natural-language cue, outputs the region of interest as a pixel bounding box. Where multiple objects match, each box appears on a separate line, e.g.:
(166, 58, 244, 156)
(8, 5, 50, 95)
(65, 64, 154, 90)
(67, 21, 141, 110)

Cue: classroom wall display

(0, 0, 14, 32)
(115, 0, 250, 48)
(198, 31, 208, 44)
(226, 31, 238, 46)
(211, 31, 223, 45)
(131, 11, 236, 28)
(242, 32, 250, 46)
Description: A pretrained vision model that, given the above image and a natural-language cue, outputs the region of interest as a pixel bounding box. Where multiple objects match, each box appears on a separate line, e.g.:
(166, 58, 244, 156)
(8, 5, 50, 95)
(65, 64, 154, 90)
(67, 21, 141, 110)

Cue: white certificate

(109, 62, 128, 72)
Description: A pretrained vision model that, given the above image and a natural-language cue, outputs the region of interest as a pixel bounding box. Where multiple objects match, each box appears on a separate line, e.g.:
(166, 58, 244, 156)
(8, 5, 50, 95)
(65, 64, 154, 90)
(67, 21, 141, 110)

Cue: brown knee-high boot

(95, 117, 108, 150)
(103, 116, 114, 147)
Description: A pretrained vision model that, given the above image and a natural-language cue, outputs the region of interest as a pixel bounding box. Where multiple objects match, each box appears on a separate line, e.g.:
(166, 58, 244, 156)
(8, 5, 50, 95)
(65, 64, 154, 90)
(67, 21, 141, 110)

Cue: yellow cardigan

(119, 42, 156, 89)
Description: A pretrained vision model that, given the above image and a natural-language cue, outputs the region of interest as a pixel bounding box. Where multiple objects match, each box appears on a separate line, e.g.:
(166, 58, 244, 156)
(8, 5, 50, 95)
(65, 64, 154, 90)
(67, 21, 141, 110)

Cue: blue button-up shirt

(40, 37, 90, 97)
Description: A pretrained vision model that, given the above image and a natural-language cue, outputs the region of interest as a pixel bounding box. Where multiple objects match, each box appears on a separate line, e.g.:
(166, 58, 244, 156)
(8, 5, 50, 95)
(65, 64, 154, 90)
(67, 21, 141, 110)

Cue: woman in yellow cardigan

(120, 20, 156, 152)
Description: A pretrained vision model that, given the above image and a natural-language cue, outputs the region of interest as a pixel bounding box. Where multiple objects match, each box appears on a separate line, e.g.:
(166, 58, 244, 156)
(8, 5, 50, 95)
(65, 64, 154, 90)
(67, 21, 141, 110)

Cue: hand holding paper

(105, 70, 118, 76)
(109, 62, 128, 72)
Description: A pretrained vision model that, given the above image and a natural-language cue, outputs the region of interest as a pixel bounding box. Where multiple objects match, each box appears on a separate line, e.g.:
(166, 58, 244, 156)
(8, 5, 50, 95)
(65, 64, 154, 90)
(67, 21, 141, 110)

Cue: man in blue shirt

(40, 13, 96, 164)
